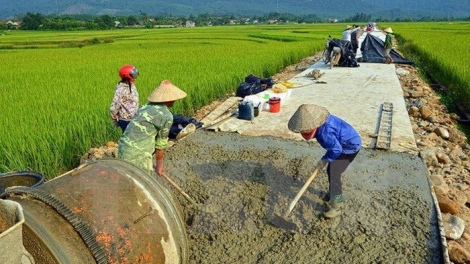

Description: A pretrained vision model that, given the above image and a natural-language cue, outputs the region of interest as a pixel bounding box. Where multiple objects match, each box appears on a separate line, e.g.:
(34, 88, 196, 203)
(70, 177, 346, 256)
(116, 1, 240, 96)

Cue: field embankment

(386, 22, 470, 111)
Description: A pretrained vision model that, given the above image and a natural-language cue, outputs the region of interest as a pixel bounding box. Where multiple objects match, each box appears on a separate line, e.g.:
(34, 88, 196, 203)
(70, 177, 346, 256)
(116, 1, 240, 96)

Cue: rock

(420, 105, 433, 119)
(448, 240, 470, 264)
(418, 120, 430, 128)
(451, 190, 468, 205)
(408, 106, 419, 116)
(396, 68, 409, 76)
(462, 231, 470, 241)
(430, 174, 446, 187)
(434, 185, 449, 196)
(449, 127, 468, 145)
(425, 132, 440, 141)
(80, 153, 90, 165)
(432, 174, 450, 195)
(419, 148, 439, 167)
(436, 152, 451, 164)
(105, 147, 117, 158)
(305, 69, 324, 79)
(442, 214, 465, 240)
(449, 113, 460, 120)
(428, 115, 438, 123)
(409, 91, 424, 98)
(106, 141, 117, 148)
(436, 194, 460, 214)
(456, 183, 470, 192)
(464, 190, 470, 202)
(434, 127, 450, 139)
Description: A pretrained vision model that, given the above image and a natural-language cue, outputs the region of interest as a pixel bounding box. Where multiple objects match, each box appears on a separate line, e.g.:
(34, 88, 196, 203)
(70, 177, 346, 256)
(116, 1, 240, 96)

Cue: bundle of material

(272, 83, 288, 93)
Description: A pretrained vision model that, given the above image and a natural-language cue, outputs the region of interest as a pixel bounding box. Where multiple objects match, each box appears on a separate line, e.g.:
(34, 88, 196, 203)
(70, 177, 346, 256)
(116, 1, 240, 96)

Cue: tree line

(4, 12, 470, 31)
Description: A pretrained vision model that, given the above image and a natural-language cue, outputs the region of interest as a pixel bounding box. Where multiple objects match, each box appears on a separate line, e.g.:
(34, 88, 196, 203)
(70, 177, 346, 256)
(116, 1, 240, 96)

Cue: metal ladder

(374, 102, 393, 150)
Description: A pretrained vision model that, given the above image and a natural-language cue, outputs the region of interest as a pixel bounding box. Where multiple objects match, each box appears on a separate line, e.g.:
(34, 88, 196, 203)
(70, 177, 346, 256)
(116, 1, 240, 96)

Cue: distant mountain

(2, 0, 469, 20)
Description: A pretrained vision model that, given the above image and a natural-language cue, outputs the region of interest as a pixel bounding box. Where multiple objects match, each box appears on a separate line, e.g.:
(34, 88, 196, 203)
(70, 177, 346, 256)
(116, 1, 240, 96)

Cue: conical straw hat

(147, 80, 187, 103)
(384, 27, 393, 33)
(288, 104, 329, 133)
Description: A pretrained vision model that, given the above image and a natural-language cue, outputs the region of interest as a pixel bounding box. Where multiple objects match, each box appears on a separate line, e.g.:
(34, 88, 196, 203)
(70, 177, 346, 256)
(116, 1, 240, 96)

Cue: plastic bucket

(238, 101, 254, 120)
(253, 106, 260, 117)
(268, 97, 281, 113)
(0, 200, 35, 264)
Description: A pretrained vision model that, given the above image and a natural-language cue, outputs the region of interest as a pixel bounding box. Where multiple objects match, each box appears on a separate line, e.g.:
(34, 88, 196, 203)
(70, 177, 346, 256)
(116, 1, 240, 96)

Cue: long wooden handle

(161, 173, 199, 207)
(285, 165, 321, 217)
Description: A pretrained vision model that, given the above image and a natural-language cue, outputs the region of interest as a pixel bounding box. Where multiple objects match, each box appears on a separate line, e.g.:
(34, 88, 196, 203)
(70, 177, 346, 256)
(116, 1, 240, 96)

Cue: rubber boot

(324, 195, 343, 219)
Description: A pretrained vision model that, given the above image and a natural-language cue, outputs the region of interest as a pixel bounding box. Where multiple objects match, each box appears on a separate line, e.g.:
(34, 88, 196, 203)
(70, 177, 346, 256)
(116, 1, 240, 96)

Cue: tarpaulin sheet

(359, 34, 413, 64)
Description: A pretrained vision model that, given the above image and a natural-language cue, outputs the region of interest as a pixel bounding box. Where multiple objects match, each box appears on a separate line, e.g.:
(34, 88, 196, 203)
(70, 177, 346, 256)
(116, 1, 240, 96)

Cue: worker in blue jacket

(288, 104, 362, 219)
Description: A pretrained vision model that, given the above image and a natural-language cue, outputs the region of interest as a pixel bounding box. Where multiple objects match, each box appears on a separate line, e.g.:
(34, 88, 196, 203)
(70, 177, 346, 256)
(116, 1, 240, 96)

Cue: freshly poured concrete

(163, 131, 444, 264)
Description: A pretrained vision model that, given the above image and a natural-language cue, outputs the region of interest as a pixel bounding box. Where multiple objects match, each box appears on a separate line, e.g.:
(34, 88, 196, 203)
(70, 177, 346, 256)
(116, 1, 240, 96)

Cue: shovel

(269, 163, 322, 230)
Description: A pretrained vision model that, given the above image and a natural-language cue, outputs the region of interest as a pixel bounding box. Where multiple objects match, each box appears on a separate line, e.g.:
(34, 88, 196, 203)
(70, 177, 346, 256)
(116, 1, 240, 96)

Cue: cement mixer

(0, 159, 189, 264)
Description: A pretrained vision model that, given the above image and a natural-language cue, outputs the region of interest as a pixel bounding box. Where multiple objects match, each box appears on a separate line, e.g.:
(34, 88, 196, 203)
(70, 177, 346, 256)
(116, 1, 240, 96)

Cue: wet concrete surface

(162, 130, 444, 264)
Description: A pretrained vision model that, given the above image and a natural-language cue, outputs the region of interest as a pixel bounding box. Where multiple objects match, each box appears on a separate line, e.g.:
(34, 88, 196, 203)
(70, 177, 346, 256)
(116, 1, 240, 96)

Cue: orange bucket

(268, 97, 281, 113)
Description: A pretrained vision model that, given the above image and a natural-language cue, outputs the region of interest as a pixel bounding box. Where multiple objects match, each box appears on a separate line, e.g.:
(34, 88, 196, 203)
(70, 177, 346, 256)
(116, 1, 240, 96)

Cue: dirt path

(161, 131, 442, 263)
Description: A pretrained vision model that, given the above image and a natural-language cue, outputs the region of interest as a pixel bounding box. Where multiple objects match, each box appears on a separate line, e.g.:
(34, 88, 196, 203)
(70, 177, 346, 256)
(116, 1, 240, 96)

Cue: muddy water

(162, 130, 443, 264)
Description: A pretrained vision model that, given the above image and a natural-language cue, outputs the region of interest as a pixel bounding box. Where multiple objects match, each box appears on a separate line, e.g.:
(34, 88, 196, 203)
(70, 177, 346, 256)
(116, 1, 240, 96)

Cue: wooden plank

(201, 97, 242, 127)
(205, 112, 238, 132)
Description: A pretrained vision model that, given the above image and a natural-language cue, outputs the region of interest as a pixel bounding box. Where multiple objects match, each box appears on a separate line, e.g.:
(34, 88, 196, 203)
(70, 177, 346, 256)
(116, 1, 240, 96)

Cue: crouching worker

(288, 104, 361, 219)
(118, 80, 187, 176)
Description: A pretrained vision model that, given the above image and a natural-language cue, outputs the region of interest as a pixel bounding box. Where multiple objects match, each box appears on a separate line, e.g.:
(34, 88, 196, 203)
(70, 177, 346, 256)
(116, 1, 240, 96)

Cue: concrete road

(219, 31, 416, 153)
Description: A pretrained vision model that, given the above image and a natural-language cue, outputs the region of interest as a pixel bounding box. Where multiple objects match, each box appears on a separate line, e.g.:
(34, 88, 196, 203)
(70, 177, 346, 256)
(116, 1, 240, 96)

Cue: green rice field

(384, 22, 470, 108)
(1, 22, 469, 178)
(0, 24, 338, 178)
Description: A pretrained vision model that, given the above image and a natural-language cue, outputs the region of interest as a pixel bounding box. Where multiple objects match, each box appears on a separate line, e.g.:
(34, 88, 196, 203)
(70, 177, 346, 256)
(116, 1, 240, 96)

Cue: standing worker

(350, 25, 361, 56)
(118, 80, 187, 176)
(342, 25, 360, 42)
(109, 64, 140, 133)
(383, 27, 394, 64)
(288, 104, 361, 219)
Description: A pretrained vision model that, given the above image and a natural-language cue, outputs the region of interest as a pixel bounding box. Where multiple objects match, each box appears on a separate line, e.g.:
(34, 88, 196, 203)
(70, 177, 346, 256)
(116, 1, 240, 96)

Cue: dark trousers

(117, 120, 130, 133)
(351, 42, 358, 55)
(327, 151, 359, 199)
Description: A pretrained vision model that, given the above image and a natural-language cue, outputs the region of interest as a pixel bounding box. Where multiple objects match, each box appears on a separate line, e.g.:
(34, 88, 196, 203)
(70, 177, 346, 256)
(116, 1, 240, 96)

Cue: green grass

(0, 24, 347, 178)
(382, 22, 470, 110)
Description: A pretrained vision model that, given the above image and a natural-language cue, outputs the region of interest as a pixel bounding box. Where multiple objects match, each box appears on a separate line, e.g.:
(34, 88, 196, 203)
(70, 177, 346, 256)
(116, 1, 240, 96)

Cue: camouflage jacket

(118, 103, 173, 173)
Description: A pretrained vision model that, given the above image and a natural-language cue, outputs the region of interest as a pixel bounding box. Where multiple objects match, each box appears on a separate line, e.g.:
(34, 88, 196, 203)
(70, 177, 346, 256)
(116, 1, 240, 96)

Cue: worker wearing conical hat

(342, 25, 360, 42)
(383, 27, 394, 64)
(118, 80, 187, 176)
(288, 104, 362, 219)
